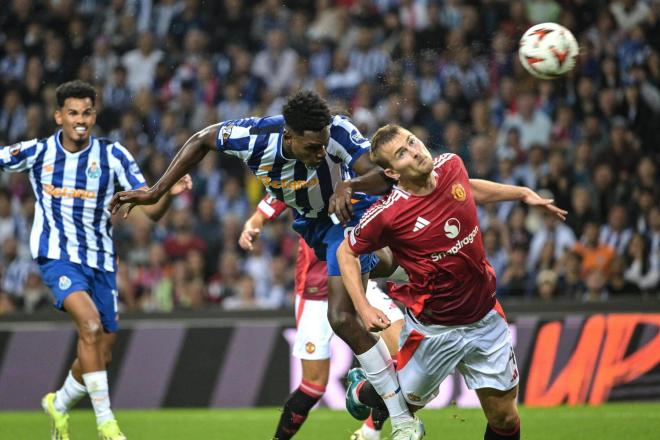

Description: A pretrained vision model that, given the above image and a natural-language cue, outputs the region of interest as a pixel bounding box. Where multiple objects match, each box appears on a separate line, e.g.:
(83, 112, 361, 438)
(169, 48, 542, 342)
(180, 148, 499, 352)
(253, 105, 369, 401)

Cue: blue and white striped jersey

(215, 115, 370, 219)
(0, 130, 146, 272)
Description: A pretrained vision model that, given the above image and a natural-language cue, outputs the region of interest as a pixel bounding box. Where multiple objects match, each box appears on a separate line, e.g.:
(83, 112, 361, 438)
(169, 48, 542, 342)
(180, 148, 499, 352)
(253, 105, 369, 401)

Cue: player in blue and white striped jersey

(0, 81, 191, 440)
(111, 90, 419, 439)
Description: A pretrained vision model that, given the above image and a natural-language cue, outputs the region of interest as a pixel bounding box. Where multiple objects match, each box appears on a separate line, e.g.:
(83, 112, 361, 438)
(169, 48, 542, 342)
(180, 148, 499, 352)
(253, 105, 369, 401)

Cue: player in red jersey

(337, 124, 567, 440)
(240, 195, 404, 440)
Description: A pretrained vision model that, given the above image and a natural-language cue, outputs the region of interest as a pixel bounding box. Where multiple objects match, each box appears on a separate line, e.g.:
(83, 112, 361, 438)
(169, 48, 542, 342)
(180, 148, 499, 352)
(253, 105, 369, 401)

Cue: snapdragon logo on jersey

(443, 218, 460, 239)
(431, 225, 479, 261)
(413, 216, 430, 232)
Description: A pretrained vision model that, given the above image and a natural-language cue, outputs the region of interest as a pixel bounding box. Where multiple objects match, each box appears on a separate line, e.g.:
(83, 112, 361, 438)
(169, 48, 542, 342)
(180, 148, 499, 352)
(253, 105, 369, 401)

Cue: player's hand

(358, 304, 391, 332)
(329, 181, 353, 224)
(170, 174, 192, 195)
(239, 226, 261, 251)
(110, 187, 161, 218)
(522, 188, 568, 221)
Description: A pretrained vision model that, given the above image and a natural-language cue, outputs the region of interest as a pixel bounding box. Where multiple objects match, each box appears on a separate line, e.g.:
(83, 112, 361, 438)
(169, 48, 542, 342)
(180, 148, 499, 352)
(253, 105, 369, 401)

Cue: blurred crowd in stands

(0, 0, 658, 315)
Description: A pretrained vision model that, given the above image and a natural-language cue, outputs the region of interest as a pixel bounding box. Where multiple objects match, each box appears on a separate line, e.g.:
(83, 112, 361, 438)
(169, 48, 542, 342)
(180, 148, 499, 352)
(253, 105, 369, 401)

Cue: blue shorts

(293, 195, 379, 277)
(38, 258, 119, 332)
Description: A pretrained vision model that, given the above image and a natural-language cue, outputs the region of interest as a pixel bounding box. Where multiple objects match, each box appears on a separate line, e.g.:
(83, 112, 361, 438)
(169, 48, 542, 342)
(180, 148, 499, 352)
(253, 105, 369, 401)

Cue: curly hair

(55, 80, 96, 108)
(282, 90, 332, 134)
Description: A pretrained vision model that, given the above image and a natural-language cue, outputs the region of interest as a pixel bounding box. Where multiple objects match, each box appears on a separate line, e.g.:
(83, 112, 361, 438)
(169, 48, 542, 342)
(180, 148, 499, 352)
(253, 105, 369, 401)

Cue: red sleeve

(347, 202, 386, 254)
(257, 194, 287, 220)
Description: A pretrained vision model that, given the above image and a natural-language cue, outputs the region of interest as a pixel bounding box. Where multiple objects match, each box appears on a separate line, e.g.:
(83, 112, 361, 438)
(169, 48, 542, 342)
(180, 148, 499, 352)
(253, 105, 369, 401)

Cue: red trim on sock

(364, 414, 375, 429)
(299, 380, 326, 398)
(489, 420, 520, 437)
(396, 329, 424, 371)
(301, 380, 326, 393)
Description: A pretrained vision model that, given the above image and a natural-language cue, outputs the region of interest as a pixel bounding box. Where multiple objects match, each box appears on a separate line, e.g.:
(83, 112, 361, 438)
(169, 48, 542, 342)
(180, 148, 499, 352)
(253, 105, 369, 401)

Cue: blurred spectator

(441, 46, 489, 101)
(104, 66, 133, 111)
(624, 233, 660, 293)
(582, 269, 609, 302)
(608, 255, 640, 295)
(0, 37, 26, 83)
(163, 209, 206, 260)
(536, 269, 559, 301)
(207, 251, 241, 305)
(610, 0, 651, 32)
(483, 227, 508, 280)
(557, 251, 586, 299)
(215, 177, 249, 221)
(0, 237, 37, 308)
(251, 0, 291, 44)
(122, 31, 164, 92)
(497, 91, 552, 150)
(498, 245, 534, 298)
(222, 275, 259, 310)
(574, 221, 616, 278)
(0, 89, 26, 143)
(252, 29, 298, 95)
(600, 204, 633, 255)
(348, 27, 390, 81)
(528, 208, 576, 271)
(195, 197, 222, 275)
(566, 185, 596, 237)
(326, 51, 362, 100)
(217, 82, 251, 121)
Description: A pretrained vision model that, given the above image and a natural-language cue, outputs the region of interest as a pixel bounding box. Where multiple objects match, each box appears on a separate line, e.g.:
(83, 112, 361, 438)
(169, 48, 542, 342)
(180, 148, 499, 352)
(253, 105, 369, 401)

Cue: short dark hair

(282, 90, 332, 134)
(55, 80, 96, 108)
(370, 124, 403, 169)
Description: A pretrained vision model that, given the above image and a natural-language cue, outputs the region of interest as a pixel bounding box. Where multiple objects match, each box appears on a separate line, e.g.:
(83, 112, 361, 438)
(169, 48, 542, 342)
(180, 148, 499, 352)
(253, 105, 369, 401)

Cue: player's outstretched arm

(239, 210, 267, 251)
(110, 124, 218, 217)
(469, 178, 567, 220)
(329, 154, 393, 223)
(337, 239, 391, 331)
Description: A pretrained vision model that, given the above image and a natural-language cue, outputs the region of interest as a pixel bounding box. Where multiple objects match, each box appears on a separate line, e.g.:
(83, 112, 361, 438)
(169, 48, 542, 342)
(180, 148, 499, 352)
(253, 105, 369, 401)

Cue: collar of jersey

(55, 129, 94, 156)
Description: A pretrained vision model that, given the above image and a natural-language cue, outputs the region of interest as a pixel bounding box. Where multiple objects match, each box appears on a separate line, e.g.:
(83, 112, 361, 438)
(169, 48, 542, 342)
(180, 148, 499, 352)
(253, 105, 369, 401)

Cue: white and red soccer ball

(518, 22, 579, 80)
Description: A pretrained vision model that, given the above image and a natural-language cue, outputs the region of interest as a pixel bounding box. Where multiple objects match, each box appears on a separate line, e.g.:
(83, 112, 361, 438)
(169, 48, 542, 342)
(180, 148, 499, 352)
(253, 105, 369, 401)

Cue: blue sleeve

(214, 117, 260, 160)
(0, 139, 41, 172)
(326, 116, 371, 169)
(110, 143, 146, 191)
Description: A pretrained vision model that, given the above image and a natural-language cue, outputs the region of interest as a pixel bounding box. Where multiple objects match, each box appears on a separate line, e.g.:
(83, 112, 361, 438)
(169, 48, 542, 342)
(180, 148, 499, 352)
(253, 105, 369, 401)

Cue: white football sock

(360, 423, 381, 440)
(355, 338, 412, 424)
(54, 371, 87, 413)
(83, 371, 114, 425)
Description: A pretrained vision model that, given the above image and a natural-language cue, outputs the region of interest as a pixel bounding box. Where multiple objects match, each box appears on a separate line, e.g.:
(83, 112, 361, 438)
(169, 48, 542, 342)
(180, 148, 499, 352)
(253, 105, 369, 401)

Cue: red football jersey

(294, 238, 329, 300)
(257, 195, 329, 300)
(348, 153, 496, 325)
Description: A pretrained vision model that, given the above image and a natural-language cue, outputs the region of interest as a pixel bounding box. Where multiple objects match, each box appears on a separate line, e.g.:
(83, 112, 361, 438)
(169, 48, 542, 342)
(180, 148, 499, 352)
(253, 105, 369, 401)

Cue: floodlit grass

(2, 403, 659, 439)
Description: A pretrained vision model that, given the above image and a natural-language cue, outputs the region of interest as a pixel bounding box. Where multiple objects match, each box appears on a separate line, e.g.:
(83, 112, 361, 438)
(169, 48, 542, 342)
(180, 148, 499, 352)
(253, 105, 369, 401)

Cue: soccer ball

(518, 22, 579, 80)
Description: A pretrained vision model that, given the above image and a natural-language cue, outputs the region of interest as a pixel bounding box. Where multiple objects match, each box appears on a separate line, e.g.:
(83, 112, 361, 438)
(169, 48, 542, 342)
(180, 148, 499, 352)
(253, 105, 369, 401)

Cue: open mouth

(74, 126, 87, 134)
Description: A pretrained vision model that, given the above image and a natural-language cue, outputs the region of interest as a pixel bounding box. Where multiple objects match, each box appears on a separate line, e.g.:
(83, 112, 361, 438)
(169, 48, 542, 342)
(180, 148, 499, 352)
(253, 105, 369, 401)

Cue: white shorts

(292, 281, 404, 360)
(397, 309, 519, 406)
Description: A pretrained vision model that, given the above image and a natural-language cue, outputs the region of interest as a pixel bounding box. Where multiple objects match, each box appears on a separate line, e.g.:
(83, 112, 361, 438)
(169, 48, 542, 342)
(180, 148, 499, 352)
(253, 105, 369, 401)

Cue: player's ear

(383, 168, 399, 182)
(54, 109, 62, 126)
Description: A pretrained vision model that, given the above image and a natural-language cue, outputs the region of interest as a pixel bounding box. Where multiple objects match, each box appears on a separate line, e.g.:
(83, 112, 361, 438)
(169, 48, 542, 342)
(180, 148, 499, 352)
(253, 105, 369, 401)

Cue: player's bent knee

(78, 319, 103, 345)
(488, 410, 520, 431)
(327, 310, 357, 335)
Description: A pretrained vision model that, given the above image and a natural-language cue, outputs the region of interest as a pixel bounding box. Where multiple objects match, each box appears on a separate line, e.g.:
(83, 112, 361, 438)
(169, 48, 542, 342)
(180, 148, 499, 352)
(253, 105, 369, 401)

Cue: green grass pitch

(2, 403, 659, 439)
